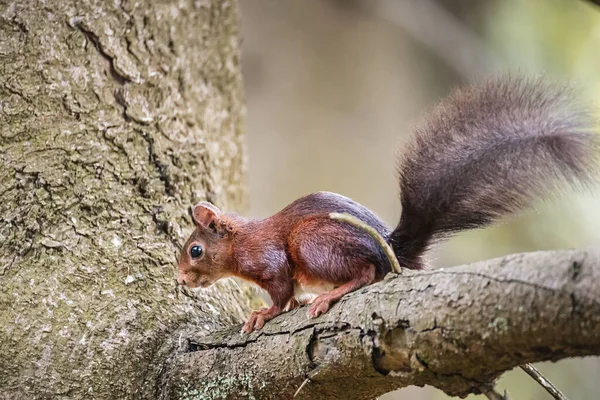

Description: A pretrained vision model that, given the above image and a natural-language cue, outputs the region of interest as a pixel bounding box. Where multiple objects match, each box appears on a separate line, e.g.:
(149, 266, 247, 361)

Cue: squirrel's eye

(190, 245, 203, 259)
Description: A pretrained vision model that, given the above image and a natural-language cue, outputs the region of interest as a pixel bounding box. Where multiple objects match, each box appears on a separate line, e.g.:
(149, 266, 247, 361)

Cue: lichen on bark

(0, 0, 248, 398)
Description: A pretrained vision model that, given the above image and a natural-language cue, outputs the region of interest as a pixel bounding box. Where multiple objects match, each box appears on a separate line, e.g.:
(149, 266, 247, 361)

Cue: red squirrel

(177, 76, 599, 333)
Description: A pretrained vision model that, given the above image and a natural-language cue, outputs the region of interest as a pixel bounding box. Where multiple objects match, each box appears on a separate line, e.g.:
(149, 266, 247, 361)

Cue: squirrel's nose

(177, 276, 186, 286)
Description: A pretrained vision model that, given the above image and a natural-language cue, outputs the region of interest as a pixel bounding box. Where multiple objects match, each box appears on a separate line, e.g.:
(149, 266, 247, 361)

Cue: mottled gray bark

(165, 249, 600, 400)
(0, 0, 248, 399)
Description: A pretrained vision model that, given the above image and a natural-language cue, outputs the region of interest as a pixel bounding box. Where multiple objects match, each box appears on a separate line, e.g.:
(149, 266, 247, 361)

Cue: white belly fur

(293, 281, 334, 304)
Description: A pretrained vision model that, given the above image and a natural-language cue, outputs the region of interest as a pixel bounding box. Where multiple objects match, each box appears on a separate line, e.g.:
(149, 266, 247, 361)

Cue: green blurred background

(238, 0, 600, 398)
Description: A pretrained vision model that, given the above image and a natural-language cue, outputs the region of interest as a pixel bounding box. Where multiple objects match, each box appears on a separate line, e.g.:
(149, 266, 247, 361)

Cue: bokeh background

(238, 0, 600, 398)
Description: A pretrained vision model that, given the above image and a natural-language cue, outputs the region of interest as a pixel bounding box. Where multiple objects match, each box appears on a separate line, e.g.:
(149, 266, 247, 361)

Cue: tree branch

(162, 249, 600, 399)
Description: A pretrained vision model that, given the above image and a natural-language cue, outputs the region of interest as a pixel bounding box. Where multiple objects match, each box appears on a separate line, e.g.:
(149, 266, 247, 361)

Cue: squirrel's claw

(241, 307, 269, 334)
(308, 294, 332, 318)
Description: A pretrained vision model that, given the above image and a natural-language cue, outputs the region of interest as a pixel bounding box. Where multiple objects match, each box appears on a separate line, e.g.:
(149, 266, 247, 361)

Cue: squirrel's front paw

(241, 308, 268, 334)
(308, 294, 333, 318)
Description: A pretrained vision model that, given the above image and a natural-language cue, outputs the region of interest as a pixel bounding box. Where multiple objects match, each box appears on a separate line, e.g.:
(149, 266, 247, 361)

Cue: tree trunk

(0, 0, 248, 398)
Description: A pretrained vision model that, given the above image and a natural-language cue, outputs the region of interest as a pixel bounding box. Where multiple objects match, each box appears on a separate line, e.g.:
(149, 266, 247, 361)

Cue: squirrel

(177, 76, 599, 333)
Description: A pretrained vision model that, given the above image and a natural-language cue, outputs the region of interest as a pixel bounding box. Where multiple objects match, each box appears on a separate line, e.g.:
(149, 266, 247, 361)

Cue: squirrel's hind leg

(308, 264, 375, 318)
(288, 217, 380, 317)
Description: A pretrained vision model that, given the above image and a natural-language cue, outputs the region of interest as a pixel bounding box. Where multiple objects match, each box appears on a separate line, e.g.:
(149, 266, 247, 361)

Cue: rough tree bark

(0, 0, 249, 398)
(164, 249, 600, 399)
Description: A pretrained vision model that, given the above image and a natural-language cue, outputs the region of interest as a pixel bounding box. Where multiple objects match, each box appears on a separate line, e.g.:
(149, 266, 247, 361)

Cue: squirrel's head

(176, 202, 235, 289)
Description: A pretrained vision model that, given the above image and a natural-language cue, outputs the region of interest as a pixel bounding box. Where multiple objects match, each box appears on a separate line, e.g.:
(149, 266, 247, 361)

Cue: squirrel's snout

(177, 276, 187, 286)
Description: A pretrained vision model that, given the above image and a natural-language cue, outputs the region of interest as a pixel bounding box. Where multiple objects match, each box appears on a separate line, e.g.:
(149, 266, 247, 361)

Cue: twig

(480, 385, 510, 400)
(520, 363, 569, 400)
(329, 212, 402, 274)
(293, 378, 310, 397)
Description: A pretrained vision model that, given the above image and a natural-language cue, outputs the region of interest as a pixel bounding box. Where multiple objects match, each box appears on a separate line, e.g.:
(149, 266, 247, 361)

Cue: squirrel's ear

(192, 202, 221, 229)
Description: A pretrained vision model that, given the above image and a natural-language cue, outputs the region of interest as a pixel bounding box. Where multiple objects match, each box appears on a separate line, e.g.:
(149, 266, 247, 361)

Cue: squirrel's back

(389, 76, 599, 269)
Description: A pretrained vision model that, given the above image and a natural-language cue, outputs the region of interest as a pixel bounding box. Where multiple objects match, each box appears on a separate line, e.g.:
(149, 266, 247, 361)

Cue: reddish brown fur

(177, 76, 599, 333)
(178, 192, 391, 332)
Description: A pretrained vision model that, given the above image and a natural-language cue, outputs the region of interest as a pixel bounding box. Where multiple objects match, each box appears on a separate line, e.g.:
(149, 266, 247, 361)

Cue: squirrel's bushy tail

(389, 76, 599, 269)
